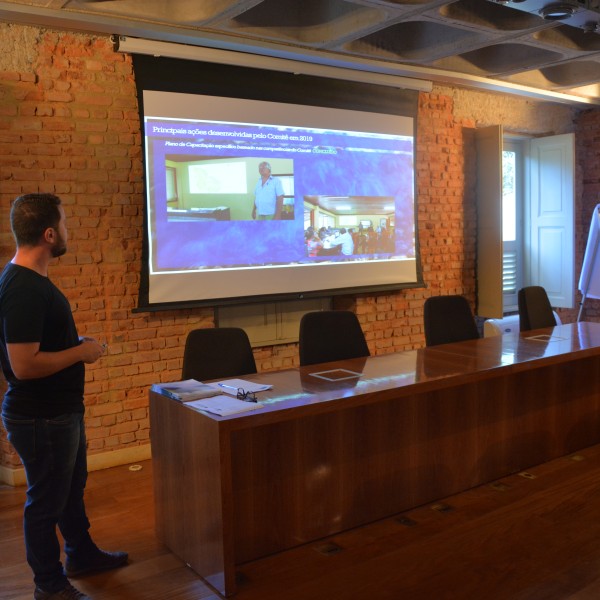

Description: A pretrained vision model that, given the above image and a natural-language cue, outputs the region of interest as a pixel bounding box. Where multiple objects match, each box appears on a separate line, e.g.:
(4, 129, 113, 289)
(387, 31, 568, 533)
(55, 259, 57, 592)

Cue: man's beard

(51, 231, 67, 258)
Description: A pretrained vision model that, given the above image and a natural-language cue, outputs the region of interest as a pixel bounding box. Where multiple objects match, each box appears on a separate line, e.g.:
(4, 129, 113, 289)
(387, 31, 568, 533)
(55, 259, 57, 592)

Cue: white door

(527, 134, 575, 308)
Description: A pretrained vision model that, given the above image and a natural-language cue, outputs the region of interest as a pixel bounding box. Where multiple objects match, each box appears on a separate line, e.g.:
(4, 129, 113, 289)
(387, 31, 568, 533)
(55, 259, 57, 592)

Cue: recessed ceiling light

(539, 3, 577, 20)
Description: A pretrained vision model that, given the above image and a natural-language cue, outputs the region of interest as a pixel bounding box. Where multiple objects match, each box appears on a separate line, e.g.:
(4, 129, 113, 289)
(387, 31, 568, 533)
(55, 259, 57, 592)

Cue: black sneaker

(33, 582, 90, 600)
(64, 549, 128, 578)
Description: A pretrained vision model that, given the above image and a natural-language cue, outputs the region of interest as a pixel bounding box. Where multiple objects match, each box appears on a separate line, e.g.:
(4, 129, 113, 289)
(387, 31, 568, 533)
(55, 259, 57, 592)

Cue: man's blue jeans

(2, 411, 96, 592)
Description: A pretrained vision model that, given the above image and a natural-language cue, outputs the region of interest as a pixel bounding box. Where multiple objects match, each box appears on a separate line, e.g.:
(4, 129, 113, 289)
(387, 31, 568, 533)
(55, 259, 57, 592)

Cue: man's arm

(7, 339, 105, 380)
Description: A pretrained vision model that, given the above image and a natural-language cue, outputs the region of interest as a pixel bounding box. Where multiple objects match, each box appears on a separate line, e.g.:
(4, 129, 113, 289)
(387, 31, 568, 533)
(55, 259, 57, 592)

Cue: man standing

(0, 194, 128, 600)
(328, 228, 355, 256)
(252, 161, 284, 220)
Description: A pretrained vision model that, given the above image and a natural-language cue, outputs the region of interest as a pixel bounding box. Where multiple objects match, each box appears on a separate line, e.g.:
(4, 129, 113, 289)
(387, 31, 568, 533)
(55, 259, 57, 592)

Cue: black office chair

(518, 286, 557, 332)
(181, 327, 257, 381)
(423, 295, 480, 347)
(299, 310, 370, 366)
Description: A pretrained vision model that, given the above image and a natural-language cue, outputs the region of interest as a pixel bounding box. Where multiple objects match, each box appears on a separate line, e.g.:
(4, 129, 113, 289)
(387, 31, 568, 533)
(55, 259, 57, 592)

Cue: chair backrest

(181, 327, 257, 381)
(518, 286, 557, 331)
(423, 295, 480, 347)
(299, 310, 370, 366)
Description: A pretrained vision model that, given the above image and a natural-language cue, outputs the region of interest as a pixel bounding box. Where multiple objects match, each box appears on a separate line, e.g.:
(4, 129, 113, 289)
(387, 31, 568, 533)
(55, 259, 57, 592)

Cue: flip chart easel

(578, 204, 600, 321)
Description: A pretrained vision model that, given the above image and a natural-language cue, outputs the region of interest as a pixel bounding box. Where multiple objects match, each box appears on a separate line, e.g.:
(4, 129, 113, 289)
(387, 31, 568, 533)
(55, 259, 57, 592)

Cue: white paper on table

(208, 378, 273, 396)
(185, 394, 264, 416)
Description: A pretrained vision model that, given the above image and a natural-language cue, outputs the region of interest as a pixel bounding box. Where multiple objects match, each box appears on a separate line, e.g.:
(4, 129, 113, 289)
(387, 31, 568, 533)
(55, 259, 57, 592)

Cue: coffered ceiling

(1, 0, 599, 105)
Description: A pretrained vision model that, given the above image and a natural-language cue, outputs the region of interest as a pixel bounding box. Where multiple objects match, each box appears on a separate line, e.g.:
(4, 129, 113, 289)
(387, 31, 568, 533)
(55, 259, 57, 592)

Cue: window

(319, 213, 335, 229)
(277, 174, 294, 196)
(274, 173, 295, 217)
(339, 215, 359, 227)
(166, 166, 178, 204)
(502, 141, 524, 312)
(477, 128, 574, 318)
(304, 207, 312, 230)
(188, 162, 247, 194)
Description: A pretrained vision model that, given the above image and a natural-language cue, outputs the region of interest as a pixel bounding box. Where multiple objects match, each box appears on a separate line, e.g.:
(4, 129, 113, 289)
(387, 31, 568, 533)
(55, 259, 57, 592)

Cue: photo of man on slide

(164, 156, 293, 222)
(252, 161, 284, 220)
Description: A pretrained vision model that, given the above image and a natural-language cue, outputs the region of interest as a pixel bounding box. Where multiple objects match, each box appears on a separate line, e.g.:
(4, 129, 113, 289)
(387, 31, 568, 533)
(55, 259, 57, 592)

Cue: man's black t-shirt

(0, 263, 85, 417)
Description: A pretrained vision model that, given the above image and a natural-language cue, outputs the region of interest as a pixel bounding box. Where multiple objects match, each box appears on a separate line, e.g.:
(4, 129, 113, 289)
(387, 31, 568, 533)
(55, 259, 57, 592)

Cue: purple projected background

(146, 118, 414, 273)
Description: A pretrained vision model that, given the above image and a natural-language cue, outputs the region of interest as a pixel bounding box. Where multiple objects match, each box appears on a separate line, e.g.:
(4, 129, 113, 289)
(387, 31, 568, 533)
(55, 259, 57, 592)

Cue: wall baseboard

(0, 463, 26, 487)
(0, 444, 152, 487)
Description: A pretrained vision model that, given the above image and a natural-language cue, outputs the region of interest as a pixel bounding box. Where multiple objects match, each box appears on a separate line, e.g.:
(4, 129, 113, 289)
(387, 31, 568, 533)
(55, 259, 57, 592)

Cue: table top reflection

(187, 322, 600, 428)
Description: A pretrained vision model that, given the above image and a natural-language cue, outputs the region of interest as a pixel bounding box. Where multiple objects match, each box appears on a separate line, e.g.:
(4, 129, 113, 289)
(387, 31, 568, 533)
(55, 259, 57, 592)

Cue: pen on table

(218, 384, 238, 392)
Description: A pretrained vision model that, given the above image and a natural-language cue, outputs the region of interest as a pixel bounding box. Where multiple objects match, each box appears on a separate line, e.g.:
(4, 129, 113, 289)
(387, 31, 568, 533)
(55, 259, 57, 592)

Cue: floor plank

(3, 446, 600, 599)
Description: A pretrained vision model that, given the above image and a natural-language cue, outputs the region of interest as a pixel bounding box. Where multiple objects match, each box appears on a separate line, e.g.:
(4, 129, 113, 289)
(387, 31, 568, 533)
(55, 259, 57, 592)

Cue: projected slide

(142, 90, 418, 305)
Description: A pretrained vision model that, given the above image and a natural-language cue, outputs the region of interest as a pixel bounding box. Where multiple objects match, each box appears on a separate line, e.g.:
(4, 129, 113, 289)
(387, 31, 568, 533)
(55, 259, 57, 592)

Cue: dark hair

(10, 193, 62, 247)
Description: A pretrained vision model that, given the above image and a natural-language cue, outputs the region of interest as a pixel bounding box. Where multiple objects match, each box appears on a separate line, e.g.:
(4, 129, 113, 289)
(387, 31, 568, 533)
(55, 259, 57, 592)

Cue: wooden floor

(3, 444, 600, 600)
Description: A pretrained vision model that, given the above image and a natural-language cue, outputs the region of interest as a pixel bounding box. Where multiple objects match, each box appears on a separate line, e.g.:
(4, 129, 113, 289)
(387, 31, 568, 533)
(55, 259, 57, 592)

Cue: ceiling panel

(0, 0, 598, 104)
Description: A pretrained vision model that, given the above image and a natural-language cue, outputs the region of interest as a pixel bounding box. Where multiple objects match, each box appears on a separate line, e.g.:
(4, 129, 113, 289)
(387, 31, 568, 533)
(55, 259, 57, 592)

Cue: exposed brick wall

(350, 93, 479, 353)
(0, 24, 596, 470)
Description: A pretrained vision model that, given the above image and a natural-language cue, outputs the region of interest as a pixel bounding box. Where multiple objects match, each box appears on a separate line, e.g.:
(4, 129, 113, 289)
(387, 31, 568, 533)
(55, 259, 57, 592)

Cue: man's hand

(79, 339, 106, 364)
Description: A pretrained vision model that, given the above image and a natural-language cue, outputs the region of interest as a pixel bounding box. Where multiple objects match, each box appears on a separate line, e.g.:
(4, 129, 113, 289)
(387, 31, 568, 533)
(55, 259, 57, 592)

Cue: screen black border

(131, 53, 423, 311)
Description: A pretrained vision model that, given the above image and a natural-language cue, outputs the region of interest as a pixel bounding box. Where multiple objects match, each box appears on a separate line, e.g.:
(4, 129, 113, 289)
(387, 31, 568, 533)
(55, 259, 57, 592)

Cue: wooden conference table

(149, 322, 600, 597)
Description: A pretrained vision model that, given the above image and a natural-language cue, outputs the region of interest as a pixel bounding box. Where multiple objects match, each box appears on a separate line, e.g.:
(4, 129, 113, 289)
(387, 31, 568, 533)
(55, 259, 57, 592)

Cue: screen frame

(132, 54, 423, 311)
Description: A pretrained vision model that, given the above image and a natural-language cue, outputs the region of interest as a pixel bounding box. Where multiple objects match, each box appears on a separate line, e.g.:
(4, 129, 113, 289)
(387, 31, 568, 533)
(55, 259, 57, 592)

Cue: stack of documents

(185, 395, 264, 417)
(153, 377, 273, 416)
(150, 379, 221, 402)
(207, 378, 273, 395)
